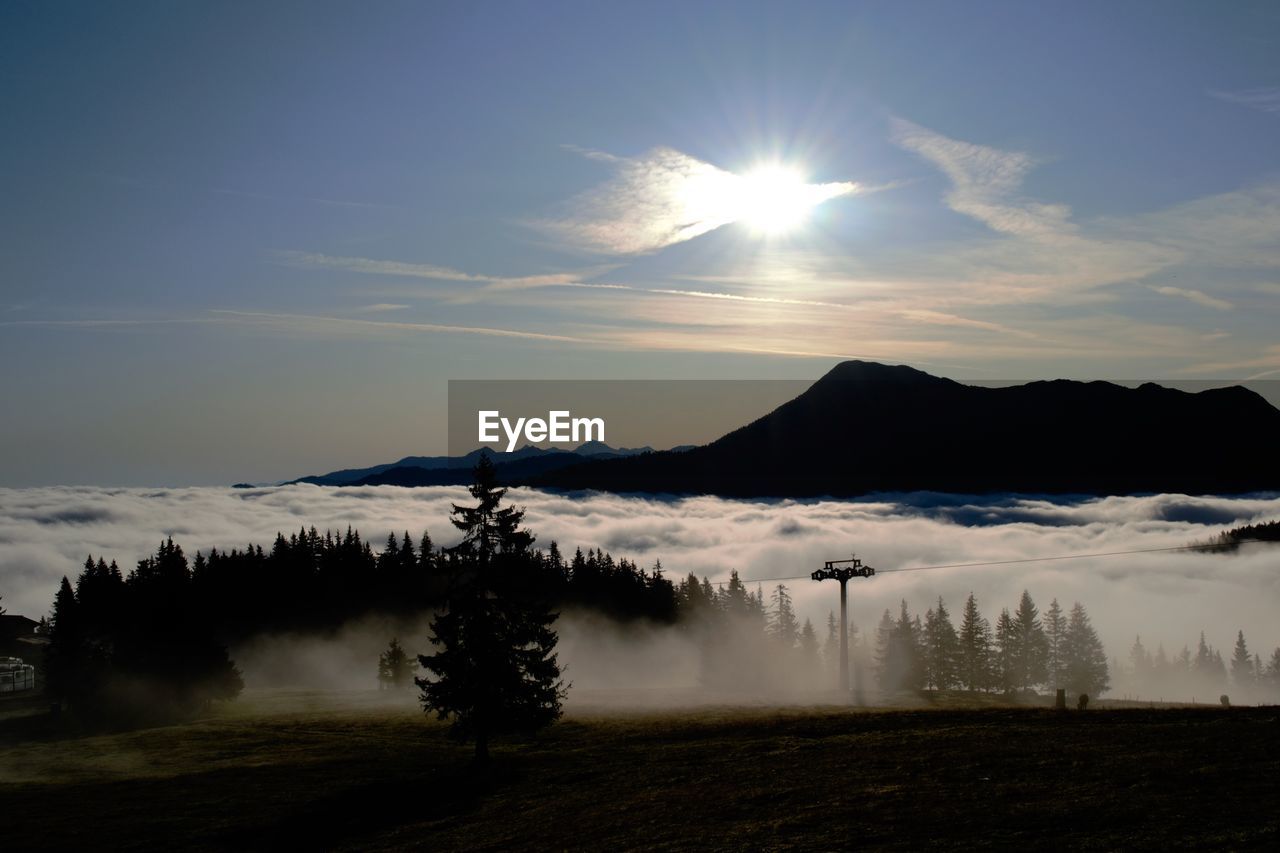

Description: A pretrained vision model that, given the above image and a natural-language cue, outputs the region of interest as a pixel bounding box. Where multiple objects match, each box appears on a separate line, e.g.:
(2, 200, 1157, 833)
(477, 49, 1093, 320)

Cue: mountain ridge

(272, 362, 1280, 497)
(532, 361, 1280, 497)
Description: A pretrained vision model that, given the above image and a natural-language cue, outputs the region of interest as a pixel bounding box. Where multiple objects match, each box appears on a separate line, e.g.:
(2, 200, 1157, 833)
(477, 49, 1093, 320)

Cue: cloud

(209, 310, 594, 344)
(237, 129, 1276, 374)
(890, 118, 1184, 298)
(884, 115, 1280, 388)
(274, 251, 590, 291)
(537, 146, 862, 254)
(355, 303, 410, 312)
(1174, 343, 1280, 377)
(2, 486, 1278, 679)
(891, 118, 1071, 239)
(1209, 87, 1280, 114)
(1117, 183, 1280, 269)
(895, 309, 1037, 338)
(1151, 286, 1233, 311)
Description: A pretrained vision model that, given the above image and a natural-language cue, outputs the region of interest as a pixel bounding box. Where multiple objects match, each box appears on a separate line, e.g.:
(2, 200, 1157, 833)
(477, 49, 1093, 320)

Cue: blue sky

(2, 1, 1278, 485)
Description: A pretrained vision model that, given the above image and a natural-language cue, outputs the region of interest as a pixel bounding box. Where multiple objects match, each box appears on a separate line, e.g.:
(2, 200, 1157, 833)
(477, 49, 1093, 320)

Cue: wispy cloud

(890, 118, 1194, 302)
(355, 303, 410, 312)
(896, 309, 1037, 339)
(891, 118, 1072, 239)
(1174, 343, 1280, 377)
(1150, 286, 1233, 311)
(274, 250, 604, 293)
(1209, 86, 1280, 114)
(537, 146, 862, 254)
(209, 310, 593, 343)
(263, 123, 1275, 373)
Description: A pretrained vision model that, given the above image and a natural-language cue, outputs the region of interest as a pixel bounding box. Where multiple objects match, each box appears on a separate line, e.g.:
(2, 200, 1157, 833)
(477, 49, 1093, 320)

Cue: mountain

(351, 451, 588, 487)
(532, 361, 1280, 497)
(286, 442, 661, 487)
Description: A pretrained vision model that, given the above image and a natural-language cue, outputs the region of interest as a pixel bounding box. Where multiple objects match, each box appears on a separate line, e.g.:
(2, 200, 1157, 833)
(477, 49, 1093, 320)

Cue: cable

(714, 538, 1272, 587)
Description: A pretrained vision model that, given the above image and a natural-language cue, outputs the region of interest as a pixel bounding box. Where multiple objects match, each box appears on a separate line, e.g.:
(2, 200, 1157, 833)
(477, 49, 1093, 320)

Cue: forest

(39, 521, 1280, 720)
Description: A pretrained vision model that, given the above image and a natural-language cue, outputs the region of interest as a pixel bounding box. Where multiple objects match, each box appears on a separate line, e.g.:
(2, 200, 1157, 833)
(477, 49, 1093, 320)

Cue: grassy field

(2, 689, 1278, 851)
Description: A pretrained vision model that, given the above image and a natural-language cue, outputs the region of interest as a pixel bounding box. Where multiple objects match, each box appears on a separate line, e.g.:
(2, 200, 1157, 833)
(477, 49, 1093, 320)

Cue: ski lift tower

(812, 555, 876, 693)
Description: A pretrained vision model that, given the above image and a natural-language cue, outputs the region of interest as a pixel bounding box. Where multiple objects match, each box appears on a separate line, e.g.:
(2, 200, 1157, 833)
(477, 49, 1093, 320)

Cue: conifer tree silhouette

(416, 456, 565, 763)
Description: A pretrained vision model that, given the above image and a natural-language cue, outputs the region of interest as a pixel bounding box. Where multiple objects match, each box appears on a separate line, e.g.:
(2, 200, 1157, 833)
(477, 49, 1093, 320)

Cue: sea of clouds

(2, 485, 1278, 671)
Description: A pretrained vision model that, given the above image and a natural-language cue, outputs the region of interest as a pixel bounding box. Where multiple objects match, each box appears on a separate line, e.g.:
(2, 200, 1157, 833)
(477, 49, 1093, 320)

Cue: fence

(0, 657, 36, 693)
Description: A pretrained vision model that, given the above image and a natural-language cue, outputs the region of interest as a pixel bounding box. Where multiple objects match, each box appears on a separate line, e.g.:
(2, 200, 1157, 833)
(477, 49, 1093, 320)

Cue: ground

(1, 689, 1278, 851)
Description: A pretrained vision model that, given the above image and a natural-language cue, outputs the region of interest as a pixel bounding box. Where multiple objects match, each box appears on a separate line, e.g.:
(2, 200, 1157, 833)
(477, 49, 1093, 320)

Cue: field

(2, 689, 1278, 851)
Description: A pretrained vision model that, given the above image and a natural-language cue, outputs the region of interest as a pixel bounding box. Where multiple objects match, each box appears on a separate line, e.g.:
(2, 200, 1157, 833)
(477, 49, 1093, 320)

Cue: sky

(2, 1, 1279, 486)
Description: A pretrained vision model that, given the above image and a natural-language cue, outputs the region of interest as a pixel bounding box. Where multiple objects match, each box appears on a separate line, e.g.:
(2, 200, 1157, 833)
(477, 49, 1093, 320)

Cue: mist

(3, 485, 1279, 705)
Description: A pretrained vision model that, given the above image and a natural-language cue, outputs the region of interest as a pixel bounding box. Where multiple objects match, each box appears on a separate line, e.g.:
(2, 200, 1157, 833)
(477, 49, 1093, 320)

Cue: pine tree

(378, 637, 415, 689)
(417, 456, 566, 763)
(957, 593, 992, 692)
(823, 611, 840, 680)
(1193, 632, 1227, 694)
(1152, 643, 1169, 683)
(875, 601, 924, 692)
(45, 576, 85, 707)
(1212, 649, 1228, 688)
(1129, 635, 1151, 695)
(1012, 590, 1048, 690)
(1267, 648, 1280, 691)
(1195, 632, 1213, 674)
(1230, 630, 1252, 690)
(922, 597, 958, 690)
(874, 609, 896, 690)
(798, 618, 819, 664)
(768, 584, 799, 649)
(1062, 602, 1109, 697)
(1044, 598, 1067, 689)
(994, 608, 1017, 693)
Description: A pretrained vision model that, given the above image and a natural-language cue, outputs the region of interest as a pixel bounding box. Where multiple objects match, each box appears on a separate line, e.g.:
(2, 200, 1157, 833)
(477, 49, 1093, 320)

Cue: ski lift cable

(715, 538, 1270, 587)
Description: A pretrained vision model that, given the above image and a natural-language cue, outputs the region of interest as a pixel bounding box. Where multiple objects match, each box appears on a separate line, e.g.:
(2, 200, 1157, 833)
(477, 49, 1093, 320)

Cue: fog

(2, 485, 1278, 703)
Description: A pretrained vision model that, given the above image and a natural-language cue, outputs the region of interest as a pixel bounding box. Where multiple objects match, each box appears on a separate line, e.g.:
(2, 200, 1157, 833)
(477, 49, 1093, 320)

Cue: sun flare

(736, 165, 819, 235)
(671, 159, 859, 241)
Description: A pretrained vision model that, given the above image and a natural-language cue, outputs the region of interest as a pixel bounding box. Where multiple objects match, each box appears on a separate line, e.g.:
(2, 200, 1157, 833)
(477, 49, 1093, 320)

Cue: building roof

(0, 614, 40, 640)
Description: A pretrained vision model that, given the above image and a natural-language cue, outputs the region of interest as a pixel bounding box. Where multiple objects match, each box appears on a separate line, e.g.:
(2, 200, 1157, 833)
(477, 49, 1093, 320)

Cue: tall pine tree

(1012, 590, 1049, 691)
(1062, 602, 1109, 697)
(922, 597, 958, 690)
(417, 456, 566, 763)
(957, 593, 992, 692)
(1229, 630, 1252, 691)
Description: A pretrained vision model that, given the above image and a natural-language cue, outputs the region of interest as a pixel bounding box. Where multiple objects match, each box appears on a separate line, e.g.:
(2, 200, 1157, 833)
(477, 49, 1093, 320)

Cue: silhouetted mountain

(533, 361, 1280, 497)
(353, 451, 589, 486)
(287, 442, 662, 486)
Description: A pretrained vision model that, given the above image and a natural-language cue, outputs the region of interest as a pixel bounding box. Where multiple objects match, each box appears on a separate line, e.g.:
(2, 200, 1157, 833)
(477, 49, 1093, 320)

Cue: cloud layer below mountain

(2, 486, 1278, 667)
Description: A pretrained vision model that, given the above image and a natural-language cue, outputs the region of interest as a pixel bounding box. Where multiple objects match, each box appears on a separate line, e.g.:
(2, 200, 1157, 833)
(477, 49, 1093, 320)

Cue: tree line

(40, 510, 1280, 719)
(44, 540, 244, 722)
(40, 516, 679, 720)
(1117, 629, 1280, 703)
(866, 592, 1110, 698)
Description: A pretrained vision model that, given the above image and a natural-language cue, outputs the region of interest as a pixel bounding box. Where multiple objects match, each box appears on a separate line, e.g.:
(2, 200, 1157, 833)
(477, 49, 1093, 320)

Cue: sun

(736, 164, 818, 235)
(671, 157, 858, 242)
